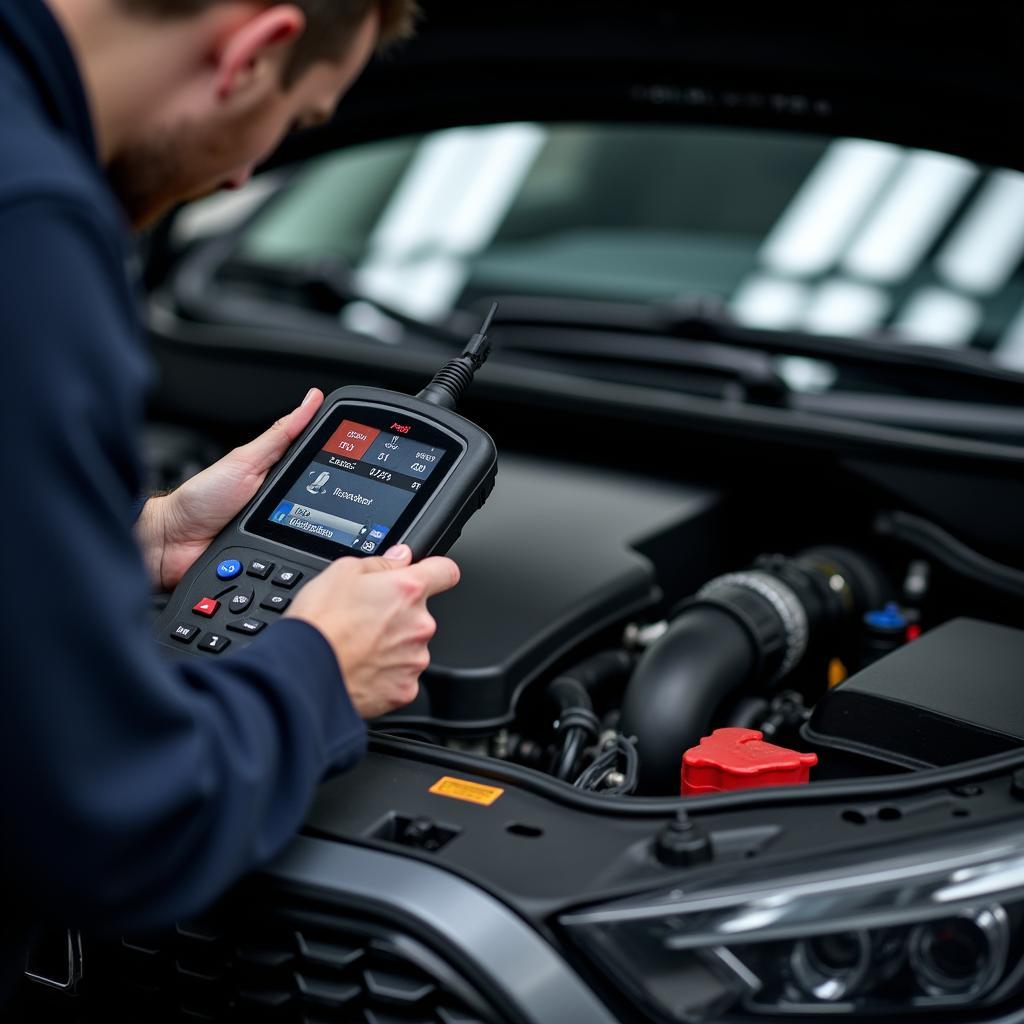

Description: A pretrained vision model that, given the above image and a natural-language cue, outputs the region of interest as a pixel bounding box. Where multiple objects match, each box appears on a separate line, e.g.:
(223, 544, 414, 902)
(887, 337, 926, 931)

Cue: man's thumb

(379, 544, 413, 567)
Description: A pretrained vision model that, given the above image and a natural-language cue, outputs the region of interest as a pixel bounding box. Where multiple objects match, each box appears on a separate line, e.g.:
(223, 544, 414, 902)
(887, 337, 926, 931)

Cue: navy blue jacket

(0, 0, 366, 991)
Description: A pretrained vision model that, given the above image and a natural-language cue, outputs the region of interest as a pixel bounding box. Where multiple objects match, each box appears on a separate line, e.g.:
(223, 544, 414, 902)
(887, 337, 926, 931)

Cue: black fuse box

(805, 618, 1024, 768)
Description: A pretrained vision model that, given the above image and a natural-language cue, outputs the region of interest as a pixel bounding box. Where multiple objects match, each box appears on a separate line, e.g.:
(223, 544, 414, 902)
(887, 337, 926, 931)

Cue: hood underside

(272, 3, 1023, 172)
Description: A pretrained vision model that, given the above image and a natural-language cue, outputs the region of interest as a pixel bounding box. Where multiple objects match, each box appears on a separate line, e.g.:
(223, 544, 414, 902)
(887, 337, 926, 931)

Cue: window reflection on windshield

(229, 123, 1024, 373)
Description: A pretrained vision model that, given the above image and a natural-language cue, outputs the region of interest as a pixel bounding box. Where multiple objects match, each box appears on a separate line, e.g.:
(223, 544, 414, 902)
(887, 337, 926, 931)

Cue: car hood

(273, 2, 1023, 172)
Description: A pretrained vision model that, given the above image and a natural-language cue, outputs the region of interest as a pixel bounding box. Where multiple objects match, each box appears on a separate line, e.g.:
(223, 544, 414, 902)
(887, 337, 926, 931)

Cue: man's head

(49, 0, 417, 227)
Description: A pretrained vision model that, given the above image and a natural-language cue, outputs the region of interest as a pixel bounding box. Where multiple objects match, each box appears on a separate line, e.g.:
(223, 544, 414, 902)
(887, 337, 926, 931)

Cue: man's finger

(236, 388, 324, 473)
(407, 556, 461, 597)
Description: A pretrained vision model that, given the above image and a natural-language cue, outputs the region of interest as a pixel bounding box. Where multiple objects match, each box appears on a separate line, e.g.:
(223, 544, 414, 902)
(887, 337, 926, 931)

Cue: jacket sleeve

(0, 196, 367, 932)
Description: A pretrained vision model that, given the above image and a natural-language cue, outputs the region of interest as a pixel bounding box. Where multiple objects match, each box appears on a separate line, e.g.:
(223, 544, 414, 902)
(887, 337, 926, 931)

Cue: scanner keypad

(161, 550, 316, 655)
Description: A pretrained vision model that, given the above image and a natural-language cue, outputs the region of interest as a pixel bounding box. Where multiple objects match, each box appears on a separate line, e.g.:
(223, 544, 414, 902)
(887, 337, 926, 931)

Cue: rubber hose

(554, 728, 587, 781)
(548, 651, 631, 781)
(619, 606, 756, 795)
(548, 677, 597, 781)
(875, 511, 1024, 599)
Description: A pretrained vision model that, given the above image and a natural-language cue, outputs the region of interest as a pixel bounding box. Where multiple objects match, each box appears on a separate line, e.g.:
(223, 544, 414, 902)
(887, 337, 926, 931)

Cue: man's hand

(285, 545, 460, 718)
(137, 388, 324, 591)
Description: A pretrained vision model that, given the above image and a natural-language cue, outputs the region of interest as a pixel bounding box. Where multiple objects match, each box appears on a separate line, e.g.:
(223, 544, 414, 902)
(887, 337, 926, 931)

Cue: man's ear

(213, 4, 306, 101)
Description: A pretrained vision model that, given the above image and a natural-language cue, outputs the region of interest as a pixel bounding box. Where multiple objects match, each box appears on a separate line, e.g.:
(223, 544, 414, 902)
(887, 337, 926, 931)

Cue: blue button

(216, 559, 242, 580)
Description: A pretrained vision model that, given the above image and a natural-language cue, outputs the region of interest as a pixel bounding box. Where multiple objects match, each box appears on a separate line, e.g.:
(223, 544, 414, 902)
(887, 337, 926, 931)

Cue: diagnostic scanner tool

(155, 306, 499, 657)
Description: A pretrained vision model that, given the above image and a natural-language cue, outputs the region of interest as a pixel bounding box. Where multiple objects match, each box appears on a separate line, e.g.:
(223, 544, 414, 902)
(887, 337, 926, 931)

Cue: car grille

(84, 891, 505, 1023)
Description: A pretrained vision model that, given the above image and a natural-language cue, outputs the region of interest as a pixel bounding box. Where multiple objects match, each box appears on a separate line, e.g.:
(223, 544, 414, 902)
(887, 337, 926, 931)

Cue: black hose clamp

(698, 570, 809, 683)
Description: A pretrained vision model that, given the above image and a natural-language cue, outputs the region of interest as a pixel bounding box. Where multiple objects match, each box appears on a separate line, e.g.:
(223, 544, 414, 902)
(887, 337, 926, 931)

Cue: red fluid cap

(681, 727, 818, 796)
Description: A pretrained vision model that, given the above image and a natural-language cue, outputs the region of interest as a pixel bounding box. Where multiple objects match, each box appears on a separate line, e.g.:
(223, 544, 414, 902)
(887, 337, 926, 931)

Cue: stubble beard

(106, 126, 221, 231)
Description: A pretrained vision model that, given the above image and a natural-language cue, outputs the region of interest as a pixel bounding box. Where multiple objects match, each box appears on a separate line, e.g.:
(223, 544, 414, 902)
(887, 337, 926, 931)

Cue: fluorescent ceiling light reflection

(936, 170, 1024, 295)
(759, 139, 903, 278)
(351, 123, 546, 321)
(775, 356, 838, 393)
(444, 126, 547, 251)
(995, 302, 1024, 371)
(363, 127, 493, 255)
(843, 151, 977, 283)
(730, 274, 812, 329)
(339, 300, 403, 343)
(803, 278, 890, 336)
(353, 253, 468, 322)
(892, 287, 982, 348)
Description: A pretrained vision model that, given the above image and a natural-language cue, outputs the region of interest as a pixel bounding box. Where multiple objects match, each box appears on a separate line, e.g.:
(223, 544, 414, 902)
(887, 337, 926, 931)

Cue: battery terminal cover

(681, 727, 818, 796)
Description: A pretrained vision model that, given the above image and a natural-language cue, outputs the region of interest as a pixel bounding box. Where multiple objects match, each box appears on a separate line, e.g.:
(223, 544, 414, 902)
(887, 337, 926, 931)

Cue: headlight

(560, 830, 1024, 1023)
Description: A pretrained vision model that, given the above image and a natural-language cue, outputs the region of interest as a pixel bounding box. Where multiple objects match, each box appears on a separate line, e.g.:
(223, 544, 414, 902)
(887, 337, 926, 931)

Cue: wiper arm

(492, 294, 1024, 403)
(494, 326, 789, 404)
(216, 254, 467, 345)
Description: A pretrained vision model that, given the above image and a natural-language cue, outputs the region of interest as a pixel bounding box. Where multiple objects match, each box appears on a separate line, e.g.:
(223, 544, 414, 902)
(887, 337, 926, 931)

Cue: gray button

(227, 617, 266, 635)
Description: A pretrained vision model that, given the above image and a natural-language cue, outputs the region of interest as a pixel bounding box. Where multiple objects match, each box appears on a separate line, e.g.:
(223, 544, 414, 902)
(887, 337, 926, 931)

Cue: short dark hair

(117, 0, 419, 84)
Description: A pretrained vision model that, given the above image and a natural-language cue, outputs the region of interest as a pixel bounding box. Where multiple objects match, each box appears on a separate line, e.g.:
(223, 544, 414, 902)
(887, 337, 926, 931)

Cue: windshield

(195, 122, 1024, 375)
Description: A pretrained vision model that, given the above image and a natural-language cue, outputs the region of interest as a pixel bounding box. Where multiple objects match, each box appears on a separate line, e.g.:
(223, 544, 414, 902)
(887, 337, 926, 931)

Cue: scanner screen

(267, 419, 448, 554)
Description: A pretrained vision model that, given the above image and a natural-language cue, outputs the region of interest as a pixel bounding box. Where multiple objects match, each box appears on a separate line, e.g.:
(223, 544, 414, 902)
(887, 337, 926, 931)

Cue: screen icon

(271, 501, 293, 523)
(306, 470, 331, 494)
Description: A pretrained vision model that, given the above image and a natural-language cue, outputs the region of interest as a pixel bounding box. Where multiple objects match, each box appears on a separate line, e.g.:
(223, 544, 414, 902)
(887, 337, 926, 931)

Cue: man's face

(109, 9, 378, 229)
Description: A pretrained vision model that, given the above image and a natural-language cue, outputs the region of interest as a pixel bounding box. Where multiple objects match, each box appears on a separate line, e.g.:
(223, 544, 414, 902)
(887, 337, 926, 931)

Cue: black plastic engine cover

(806, 618, 1024, 768)
(385, 453, 726, 730)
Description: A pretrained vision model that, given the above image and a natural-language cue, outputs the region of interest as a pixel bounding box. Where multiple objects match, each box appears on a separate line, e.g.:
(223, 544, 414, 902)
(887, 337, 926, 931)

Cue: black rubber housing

(418, 356, 477, 409)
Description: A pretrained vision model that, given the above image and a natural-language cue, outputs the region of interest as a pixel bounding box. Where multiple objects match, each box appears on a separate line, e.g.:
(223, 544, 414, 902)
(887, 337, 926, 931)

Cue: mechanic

(0, 0, 449, 998)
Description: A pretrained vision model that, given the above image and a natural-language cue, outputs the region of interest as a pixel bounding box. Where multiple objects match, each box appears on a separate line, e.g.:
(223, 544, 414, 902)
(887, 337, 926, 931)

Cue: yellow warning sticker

(428, 776, 504, 806)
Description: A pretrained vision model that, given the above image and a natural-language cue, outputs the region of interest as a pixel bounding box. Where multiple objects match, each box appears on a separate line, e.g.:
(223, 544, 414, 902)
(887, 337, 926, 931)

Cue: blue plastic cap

(864, 601, 907, 631)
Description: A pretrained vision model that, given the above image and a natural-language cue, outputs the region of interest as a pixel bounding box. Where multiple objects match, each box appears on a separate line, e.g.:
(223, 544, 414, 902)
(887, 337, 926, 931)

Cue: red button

(192, 597, 219, 617)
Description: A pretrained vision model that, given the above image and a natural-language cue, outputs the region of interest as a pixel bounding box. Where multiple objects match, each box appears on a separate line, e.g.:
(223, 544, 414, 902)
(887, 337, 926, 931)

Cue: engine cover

(806, 617, 1024, 767)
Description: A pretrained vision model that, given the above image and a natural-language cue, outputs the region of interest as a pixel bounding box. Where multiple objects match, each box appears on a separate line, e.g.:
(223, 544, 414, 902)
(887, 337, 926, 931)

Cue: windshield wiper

(214, 254, 468, 345)
(203, 251, 1023, 415)
(490, 294, 1024, 404)
(217, 257, 791, 401)
(490, 327, 789, 402)
(211, 256, 793, 401)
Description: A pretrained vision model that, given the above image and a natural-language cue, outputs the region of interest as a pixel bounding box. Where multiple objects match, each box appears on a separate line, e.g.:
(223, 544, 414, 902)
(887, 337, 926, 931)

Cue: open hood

(273, 3, 1023, 171)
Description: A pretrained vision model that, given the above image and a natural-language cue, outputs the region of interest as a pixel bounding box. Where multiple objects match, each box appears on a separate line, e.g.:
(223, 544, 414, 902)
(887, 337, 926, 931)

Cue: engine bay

(352, 449, 1024, 799)
(31, 354, 1021, 1024)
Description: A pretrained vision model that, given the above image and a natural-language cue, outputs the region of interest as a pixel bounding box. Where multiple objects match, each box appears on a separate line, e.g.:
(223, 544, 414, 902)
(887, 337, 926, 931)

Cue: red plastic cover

(681, 727, 818, 796)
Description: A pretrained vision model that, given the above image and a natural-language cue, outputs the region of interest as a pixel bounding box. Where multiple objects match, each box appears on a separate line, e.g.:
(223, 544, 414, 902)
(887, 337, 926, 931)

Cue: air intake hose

(620, 546, 885, 794)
